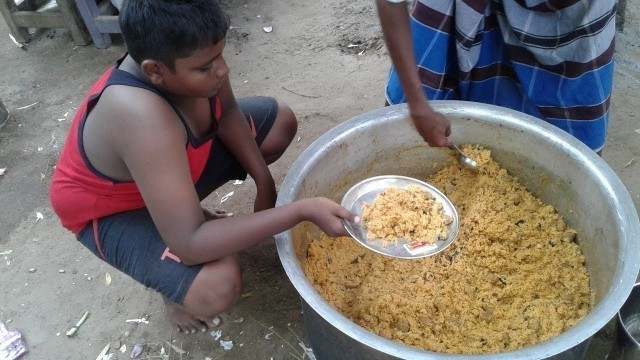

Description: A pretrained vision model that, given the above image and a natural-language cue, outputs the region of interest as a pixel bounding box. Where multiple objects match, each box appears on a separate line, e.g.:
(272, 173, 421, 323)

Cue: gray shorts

(77, 96, 277, 304)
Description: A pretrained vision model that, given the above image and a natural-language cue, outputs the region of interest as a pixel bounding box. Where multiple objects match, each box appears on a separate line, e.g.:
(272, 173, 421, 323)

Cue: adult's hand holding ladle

(406, 105, 478, 170)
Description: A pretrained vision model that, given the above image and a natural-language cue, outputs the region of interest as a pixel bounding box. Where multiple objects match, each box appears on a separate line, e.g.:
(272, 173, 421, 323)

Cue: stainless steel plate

(341, 175, 459, 259)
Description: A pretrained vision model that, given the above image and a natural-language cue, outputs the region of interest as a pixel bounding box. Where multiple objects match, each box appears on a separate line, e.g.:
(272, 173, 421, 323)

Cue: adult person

(377, 0, 616, 153)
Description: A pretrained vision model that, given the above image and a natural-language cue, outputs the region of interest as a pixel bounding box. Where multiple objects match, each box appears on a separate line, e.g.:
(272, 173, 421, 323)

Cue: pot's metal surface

(274, 102, 640, 360)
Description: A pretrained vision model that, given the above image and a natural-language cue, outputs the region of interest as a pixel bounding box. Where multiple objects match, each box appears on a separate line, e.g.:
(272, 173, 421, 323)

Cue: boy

(50, 0, 358, 334)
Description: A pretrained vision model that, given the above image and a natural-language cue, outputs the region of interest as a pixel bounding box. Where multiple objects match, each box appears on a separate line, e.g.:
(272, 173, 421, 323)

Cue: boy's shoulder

(96, 83, 174, 122)
(84, 61, 173, 120)
(84, 82, 186, 144)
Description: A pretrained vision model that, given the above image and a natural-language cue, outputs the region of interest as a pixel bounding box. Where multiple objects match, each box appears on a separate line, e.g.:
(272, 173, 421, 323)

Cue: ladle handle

(449, 143, 462, 154)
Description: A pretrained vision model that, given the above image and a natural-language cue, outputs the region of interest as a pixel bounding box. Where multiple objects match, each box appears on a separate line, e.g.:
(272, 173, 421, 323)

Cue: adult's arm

(376, 0, 451, 147)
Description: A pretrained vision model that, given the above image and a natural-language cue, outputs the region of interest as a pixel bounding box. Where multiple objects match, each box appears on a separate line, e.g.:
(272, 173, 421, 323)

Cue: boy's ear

(140, 59, 166, 86)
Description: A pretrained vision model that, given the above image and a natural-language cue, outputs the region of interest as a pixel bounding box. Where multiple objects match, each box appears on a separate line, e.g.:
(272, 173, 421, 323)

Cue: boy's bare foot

(164, 298, 221, 334)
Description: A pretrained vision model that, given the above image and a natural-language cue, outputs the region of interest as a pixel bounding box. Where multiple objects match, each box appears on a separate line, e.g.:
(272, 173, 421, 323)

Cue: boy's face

(162, 40, 229, 98)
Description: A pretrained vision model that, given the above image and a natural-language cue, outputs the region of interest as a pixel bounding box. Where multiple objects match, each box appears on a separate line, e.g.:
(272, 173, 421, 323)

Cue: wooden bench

(74, 0, 119, 49)
(0, 0, 90, 45)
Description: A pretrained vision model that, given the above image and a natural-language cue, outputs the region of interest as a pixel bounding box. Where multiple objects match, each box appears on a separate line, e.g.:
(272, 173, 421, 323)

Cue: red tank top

(50, 61, 222, 234)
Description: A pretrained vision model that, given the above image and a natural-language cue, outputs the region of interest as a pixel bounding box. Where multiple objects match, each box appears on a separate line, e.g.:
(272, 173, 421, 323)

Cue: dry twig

(281, 87, 321, 99)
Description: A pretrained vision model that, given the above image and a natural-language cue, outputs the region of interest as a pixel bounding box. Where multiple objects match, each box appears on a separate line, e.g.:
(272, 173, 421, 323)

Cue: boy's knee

(277, 102, 298, 139)
(207, 257, 243, 304)
(261, 102, 297, 164)
(184, 256, 243, 315)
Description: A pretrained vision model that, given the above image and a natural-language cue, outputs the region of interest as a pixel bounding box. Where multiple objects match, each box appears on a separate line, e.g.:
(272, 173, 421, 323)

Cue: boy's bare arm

(215, 77, 277, 211)
(376, 0, 451, 147)
(118, 97, 354, 265)
(187, 197, 354, 263)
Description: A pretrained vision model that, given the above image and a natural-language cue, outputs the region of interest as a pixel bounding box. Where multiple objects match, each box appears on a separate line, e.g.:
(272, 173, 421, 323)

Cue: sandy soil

(0, 0, 638, 359)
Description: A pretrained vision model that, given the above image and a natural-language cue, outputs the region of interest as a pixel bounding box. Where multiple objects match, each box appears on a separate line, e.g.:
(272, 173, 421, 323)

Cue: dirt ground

(0, 0, 639, 359)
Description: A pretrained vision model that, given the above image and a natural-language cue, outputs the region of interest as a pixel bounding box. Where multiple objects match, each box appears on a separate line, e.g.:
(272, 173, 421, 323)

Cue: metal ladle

(450, 143, 479, 170)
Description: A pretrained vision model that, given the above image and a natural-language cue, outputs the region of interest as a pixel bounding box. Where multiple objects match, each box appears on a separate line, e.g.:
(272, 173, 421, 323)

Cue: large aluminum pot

(274, 101, 640, 359)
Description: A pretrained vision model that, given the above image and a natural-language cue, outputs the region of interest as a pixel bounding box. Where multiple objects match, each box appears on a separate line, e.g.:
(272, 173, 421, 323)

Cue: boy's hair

(119, 0, 230, 70)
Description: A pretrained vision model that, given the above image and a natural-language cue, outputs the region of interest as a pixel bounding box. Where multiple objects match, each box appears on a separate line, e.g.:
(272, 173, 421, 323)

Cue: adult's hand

(410, 106, 452, 148)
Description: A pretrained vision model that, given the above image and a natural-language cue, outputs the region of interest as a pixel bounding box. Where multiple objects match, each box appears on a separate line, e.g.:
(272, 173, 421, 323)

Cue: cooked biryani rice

(303, 145, 591, 355)
(361, 186, 452, 245)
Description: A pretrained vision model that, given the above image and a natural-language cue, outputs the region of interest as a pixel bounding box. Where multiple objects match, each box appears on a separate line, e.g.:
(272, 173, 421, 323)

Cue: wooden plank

(13, 11, 65, 28)
(22, 0, 51, 11)
(74, 0, 111, 48)
(95, 15, 120, 33)
(56, 0, 90, 45)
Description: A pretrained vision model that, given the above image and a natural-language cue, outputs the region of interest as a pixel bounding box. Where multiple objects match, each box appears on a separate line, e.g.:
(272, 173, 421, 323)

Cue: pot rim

(275, 101, 640, 359)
